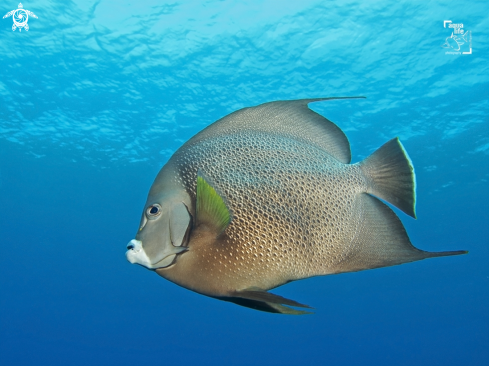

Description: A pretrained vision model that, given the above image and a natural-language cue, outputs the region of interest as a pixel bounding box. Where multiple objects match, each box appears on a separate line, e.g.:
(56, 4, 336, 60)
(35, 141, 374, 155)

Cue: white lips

(126, 239, 153, 268)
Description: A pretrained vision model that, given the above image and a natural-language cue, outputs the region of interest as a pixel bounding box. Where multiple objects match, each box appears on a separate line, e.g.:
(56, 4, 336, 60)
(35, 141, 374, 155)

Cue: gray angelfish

(126, 97, 466, 314)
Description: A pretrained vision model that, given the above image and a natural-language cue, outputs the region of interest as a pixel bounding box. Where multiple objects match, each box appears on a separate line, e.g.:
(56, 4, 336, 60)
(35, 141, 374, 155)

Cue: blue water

(1, 1, 488, 365)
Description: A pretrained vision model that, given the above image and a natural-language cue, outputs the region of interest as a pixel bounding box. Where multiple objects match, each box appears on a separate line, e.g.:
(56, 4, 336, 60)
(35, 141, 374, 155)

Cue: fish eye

(146, 204, 162, 218)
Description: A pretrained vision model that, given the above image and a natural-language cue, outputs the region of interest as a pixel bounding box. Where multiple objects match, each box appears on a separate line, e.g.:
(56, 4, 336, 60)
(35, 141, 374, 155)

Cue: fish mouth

(126, 239, 153, 268)
(126, 239, 187, 269)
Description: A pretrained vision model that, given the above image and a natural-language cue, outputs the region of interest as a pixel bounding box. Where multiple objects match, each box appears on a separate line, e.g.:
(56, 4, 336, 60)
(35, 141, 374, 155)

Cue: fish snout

(126, 239, 152, 267)
(125, 238, 187, 269)
(126, 239, 141, 251)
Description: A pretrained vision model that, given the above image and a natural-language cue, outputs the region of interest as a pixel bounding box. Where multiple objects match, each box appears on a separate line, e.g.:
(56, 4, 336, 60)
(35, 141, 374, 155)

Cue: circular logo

(13, 9, 28, 27)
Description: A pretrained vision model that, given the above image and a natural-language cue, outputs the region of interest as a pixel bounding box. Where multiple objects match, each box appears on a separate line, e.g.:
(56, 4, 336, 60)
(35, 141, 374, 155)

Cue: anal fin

(333, 193, 467, 274)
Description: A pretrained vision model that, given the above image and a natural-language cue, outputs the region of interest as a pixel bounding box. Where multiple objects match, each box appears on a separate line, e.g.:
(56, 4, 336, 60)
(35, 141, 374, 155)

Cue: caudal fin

(358, 137, 416, 218)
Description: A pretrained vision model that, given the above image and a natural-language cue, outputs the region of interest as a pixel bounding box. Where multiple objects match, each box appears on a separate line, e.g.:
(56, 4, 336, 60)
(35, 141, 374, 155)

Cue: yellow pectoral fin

(196, 170, 232, 234)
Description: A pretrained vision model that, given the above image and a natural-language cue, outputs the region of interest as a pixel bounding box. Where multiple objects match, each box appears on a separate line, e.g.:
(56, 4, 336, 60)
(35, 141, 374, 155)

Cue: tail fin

(358, 138, 416, 218)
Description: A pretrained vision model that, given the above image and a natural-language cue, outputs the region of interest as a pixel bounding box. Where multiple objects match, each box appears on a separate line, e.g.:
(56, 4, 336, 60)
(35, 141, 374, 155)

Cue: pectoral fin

(196, 171, 232, 234)
(226, 287, 313, 315)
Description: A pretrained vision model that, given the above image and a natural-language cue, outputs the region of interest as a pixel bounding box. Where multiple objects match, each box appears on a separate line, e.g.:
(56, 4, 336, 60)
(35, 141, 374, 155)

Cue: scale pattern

(169, 131, 366, 288)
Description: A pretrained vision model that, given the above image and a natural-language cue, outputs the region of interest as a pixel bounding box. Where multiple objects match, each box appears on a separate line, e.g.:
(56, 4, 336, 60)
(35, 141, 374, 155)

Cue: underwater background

(1, 0, 488, 365)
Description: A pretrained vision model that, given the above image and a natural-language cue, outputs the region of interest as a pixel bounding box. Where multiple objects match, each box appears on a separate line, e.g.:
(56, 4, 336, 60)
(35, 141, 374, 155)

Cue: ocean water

(1, 0, 488, 365)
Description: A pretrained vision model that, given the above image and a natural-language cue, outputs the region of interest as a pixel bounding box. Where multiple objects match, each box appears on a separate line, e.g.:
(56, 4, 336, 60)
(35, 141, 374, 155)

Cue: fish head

(126, 191, 192, 270)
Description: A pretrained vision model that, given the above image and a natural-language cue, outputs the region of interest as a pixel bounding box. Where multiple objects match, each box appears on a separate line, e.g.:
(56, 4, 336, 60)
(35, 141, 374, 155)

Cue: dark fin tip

(427, 250, 468, 258)
(305, 96, 367, 103)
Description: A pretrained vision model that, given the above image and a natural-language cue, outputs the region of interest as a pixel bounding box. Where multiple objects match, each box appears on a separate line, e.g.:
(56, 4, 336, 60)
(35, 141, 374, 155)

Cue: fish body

(126, 98, 466, 314)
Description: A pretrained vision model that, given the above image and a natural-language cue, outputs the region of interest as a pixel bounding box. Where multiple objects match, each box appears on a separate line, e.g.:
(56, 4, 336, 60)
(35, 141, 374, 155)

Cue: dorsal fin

(195, 171, 232, 234)
(185, 97, 365, 164)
